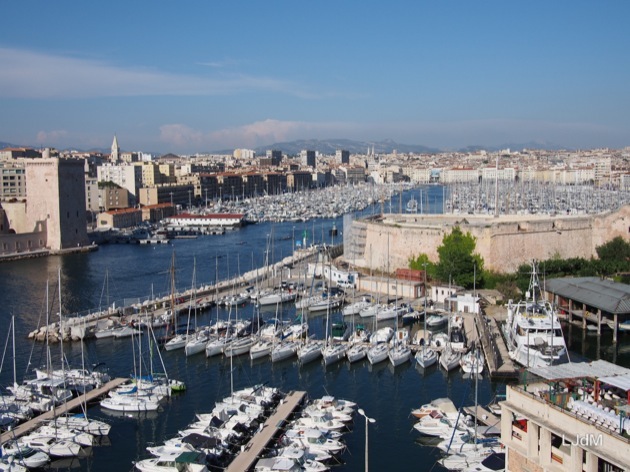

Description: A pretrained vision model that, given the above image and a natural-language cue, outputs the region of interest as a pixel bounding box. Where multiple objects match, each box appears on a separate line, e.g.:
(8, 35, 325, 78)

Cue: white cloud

(36, 129, 68, 144)
(159, 124, 205, 148)
(0, 47, 308, 99)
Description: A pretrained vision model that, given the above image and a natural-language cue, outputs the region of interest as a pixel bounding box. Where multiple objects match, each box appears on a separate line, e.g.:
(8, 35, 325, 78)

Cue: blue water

(0, 186, 626, 471)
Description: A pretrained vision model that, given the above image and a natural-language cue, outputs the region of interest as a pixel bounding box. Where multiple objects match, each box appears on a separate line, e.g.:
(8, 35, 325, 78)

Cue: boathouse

(543, 277, 630, 342)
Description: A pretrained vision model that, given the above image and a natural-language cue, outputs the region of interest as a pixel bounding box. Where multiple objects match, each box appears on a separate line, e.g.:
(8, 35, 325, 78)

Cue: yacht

(502, 260, 568, 368)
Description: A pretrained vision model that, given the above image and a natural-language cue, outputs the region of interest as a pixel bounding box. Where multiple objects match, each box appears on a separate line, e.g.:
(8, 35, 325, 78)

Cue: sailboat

(185, 259, 212, 356)
(388, 299, 411, 367)
(415, 269, 437, 368)
(321, 253, 348, 366)
(296, 296, 323, 365)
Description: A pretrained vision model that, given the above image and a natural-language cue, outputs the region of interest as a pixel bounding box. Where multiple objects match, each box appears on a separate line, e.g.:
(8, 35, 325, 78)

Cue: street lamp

(357, 408, 376, 472)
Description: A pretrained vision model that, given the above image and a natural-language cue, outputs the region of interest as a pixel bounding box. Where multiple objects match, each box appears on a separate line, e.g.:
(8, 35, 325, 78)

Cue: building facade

(25, 158, 89, 250)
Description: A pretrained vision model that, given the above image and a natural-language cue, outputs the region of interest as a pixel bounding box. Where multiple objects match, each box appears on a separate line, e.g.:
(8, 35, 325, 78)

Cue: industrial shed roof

(544, 277, 630, 314)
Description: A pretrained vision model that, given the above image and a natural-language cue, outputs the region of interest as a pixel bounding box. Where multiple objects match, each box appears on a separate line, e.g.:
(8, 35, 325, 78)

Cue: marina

(1, 190, 629, 470)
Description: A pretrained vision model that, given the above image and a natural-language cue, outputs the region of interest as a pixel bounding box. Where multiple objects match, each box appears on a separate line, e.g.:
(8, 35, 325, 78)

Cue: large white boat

(502, 261, 568, 368)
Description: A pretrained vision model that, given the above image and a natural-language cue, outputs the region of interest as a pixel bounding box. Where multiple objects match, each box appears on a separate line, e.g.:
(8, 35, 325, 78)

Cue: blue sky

(1, 1, 629, 154)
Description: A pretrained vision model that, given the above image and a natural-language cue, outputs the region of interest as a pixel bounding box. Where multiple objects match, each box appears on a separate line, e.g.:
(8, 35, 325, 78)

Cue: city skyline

(1, 1, 629, 154)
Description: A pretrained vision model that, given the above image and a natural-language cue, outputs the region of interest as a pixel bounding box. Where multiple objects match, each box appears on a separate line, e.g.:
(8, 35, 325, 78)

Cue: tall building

(26, 158, 89, 250)
(110, 135, 120, 163)
(264, 150, 282, 166)
(336, 149, 350, 164)
(300, 150, 316, 168)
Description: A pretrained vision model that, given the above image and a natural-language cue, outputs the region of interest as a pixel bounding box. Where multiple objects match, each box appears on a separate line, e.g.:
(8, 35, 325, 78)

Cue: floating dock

(225, 390, 307, 472)
(0, 377, 128, 443)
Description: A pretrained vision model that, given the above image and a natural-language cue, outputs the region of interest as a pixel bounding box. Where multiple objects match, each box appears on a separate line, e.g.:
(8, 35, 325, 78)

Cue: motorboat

(134, 450, 209, 472)
(48, 414, 111, 436)
(17, 435, 82, 458)
(0, 442, 50, 468)
(426, 314, 448, 328)
(281, 428, 345, 456)
(32, 424, 94, 447)
(100, 394, 161, 412)
(502, 260, 568, 368)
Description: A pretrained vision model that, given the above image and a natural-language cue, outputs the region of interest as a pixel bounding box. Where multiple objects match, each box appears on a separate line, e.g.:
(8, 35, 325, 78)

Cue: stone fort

(343, 206, 630, 274)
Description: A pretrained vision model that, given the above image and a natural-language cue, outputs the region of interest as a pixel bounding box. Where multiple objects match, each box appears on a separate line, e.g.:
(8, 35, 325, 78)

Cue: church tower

(111, 135, 120, 163)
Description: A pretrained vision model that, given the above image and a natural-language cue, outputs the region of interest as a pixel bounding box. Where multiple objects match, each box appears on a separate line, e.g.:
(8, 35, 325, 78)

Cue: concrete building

(85, 177, 100, 214)
(336, 149, 350, 164)
(501, 360, 630, 471)
(0, 147, 40, 161)
(0, 162, 26, 199)
(25, 158, 89, 250)
(287, 171, 313, 191)
(265, 150, 282, 166)
(138, 183, 195, 207)
(97, 164, 142, 204)
(300, 150, 316, 168)
(99, 185, 130, 211)
(97, 207, 142, 229)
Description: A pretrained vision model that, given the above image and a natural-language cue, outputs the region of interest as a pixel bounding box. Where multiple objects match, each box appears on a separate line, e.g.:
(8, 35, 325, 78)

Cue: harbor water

(1, 186, 628, 471)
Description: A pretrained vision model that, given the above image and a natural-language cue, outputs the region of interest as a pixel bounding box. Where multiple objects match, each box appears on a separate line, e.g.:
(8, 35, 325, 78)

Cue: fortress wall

(350, 206, 630, 275)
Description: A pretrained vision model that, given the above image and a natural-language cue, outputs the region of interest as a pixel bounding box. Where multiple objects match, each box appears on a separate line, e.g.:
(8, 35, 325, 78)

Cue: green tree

(596, 236, 630, 262)
(408, 253, 435, 279)
(434, 226, 484, 289)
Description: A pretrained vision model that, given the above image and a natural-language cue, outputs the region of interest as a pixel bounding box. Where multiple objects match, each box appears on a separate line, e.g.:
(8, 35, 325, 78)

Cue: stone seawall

(345, 206, 630, 274)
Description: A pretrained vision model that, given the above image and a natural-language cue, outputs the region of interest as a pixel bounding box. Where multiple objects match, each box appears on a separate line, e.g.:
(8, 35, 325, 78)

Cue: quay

(0, 377, 127, 443)
(475, 309, 519, 379)
(225, 390, 307, 472)
(29, 245, 342, 342)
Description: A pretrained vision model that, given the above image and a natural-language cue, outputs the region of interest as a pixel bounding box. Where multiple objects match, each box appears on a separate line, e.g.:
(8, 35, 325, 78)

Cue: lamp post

(357, 408, 376, 472)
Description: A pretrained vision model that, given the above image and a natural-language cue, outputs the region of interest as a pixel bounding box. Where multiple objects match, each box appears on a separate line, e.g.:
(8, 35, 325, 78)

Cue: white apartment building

(97, 164, 142, 202)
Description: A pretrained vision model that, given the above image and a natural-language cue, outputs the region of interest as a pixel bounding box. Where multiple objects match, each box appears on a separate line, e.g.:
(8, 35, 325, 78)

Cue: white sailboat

(415, 271, 438, 368)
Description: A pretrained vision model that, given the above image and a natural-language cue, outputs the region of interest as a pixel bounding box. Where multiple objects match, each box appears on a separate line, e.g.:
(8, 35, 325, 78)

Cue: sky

(1, 1, 629, 154)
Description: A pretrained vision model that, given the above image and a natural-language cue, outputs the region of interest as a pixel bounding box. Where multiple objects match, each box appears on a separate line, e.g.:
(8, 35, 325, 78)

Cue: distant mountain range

(239, 138, 571, 156)
(1, 138, 572, 156)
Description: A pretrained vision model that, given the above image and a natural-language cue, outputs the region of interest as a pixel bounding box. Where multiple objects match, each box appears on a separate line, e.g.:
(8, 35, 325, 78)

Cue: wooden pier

(475, 309, 519, 379)
(0, 377, 127, 443)
(225, 390, 307, 472)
